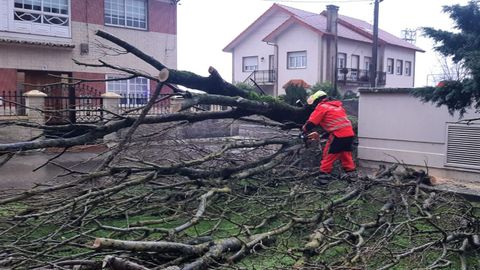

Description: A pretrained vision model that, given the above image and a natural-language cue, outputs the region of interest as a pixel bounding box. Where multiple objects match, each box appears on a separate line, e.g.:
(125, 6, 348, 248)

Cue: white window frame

(106, 75, 150, 106)
(405, 61, 412, 76)
(104, 0, 148, 30)
(387, 58, 394, 74)
(242, 56, 258, 72)
(6, 0, 71, 38)
(396, 59, 403, 75)
(287, 51, 307, 69)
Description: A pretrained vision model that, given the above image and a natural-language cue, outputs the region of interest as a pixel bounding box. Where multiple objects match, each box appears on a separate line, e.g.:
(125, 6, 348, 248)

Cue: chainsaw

(299, 131, 321, 147)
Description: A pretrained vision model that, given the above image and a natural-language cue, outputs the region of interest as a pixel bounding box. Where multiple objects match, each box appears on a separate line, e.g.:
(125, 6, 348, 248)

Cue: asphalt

(0, 151, 103, 191)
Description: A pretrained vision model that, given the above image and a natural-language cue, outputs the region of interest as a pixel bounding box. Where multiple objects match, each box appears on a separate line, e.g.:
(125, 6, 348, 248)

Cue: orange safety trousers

(320, 134, 356, 174)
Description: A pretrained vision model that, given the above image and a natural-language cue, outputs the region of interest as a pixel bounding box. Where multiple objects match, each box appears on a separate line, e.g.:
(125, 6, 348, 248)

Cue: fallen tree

(0, 31, 479, 269)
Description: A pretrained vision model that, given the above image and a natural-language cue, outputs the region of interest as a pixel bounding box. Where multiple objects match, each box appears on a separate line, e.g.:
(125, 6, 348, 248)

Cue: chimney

(326, 5, 339, 34)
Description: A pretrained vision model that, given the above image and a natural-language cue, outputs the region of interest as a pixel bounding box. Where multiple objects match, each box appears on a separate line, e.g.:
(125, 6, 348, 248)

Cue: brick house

(0, 0, 177, 102)
(223, 4, 424, 96)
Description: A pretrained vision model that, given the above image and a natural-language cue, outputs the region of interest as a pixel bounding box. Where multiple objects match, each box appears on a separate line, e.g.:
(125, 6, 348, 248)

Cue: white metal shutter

(446, 124, 480, 169)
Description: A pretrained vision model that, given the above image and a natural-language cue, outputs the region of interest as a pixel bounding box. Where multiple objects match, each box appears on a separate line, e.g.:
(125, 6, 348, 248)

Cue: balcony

(337, 68, 386, 86)
(245, 70, 276, 85)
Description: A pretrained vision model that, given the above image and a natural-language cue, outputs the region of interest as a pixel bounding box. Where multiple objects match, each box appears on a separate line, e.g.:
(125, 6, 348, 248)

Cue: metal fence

(1, 87, 229, 124)
(43, 84, 104, 124)
(337, 68, 387, 86)
(117, 93, 230, 115)
(44, 95, 104, 124)
(118, 93, 172, 115)
(0, 90, 26, 116)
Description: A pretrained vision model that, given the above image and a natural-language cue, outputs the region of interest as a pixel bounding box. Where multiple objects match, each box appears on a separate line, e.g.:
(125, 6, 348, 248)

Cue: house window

(387, 58, 394, 74)
(337, 53, 346, 69)
(107, 76, 150, 105)
(242, 56, 258, 72)
(14, 0, 69, 25)
(396, 60, 403, 75)
(7, 0, 71, 37)
(287, 51, 307, 69)
(105, 0, 147, 29)
(405, 61, 412, 76)
(364, 57, 372, 71)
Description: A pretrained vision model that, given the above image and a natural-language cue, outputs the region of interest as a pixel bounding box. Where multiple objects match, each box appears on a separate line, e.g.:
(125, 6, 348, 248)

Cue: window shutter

(244, 57, 257, 67)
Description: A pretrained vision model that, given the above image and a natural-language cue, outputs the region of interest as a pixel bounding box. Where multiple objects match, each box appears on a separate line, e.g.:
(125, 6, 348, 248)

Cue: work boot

(341, 170, 358, 181)
(313, 172, 331, 186)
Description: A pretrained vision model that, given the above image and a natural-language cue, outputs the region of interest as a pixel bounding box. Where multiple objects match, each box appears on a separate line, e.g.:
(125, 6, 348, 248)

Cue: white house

(223, 4, 424, 96)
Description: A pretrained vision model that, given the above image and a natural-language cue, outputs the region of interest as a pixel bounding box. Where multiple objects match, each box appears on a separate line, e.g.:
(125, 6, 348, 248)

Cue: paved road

(0, 151, 102, 191)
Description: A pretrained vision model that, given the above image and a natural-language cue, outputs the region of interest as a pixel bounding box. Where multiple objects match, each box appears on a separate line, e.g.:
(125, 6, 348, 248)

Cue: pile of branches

(0, 144, 479, 269)
(0, 30, 479, 269)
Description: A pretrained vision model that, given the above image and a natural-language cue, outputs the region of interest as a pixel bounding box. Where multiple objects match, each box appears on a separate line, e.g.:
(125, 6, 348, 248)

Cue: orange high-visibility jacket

(306, 100, 354, 138)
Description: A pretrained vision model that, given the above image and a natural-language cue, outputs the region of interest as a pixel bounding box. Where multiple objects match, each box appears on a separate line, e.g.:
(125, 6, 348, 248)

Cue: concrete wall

(358, 88, 480, 181)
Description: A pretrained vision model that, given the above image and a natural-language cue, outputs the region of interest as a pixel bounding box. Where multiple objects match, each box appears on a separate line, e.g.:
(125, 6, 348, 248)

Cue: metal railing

(244, 70, 276, 85)
(118, 94, 229, 115)
(1, 87, 230, 124)
(44, 94, 103, 124)
(0, 90, 26, 116)
(337, 68, 386, 85)
(42, 84, 103, 124)
(118, 93, 172, 115)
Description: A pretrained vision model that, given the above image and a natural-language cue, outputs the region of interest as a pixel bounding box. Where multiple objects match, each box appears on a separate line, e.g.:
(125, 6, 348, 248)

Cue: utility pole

(370, 0, 381, 87)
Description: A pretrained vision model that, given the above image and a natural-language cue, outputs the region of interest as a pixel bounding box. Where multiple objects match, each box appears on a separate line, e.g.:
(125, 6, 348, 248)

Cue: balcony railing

(245, 70, 276, 85)
(337, 68, 386, 86)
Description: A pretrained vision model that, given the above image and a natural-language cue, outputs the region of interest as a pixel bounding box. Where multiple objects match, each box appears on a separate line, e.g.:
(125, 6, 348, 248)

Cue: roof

(283, 79, 311, 89)
(0, 37, 75, 48)
(223, 4, 286, 52)
(336, 14, 424, 52)
(225, 3, 424, 52)
(275, 4, 371, 43)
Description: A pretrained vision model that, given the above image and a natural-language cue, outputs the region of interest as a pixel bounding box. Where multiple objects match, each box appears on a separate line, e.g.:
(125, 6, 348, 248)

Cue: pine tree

(412, 1, 480, 115)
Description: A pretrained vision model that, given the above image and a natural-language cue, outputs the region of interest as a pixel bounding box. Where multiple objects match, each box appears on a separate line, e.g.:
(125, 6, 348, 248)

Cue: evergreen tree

(412, 1, 480, 115)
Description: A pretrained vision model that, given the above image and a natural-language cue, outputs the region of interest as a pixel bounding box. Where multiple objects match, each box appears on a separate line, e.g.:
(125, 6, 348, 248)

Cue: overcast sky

(177, 0, 469, 87)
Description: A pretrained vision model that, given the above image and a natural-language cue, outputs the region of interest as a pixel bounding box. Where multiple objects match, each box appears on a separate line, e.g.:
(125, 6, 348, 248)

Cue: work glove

(307, 132, 320, 141)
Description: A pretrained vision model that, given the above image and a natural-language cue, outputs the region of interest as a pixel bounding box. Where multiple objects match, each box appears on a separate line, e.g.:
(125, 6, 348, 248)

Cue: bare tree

(0, 31, 479, 270)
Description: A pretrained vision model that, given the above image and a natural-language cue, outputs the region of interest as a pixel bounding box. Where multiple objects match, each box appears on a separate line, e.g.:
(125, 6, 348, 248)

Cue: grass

(1, 179, 479, 269)
(0, 202, 27, 217)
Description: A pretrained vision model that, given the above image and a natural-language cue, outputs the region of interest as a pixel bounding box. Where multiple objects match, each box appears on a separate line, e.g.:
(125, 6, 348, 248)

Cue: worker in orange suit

(302, 90, 356, 185)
